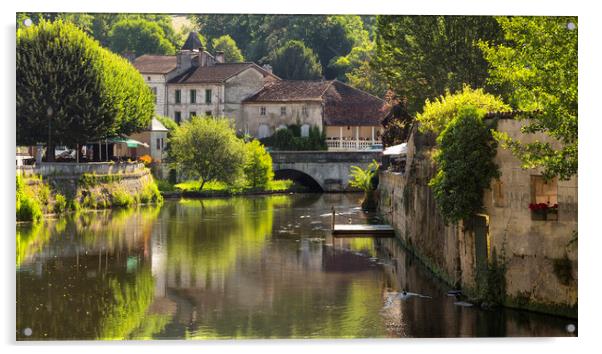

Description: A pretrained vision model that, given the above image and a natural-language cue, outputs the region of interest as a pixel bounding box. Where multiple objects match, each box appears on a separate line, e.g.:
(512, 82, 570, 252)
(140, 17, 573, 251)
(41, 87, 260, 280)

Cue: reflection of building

(132, 32, 386, 150)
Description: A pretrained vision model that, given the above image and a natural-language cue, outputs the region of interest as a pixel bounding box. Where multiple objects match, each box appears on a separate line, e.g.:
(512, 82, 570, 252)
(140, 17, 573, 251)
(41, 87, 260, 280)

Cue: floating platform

(332, 224, 395, 237)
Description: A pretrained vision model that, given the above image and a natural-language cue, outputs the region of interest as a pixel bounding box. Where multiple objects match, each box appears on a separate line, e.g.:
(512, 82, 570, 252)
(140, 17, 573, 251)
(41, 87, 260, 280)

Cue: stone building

(377, 114, 577, 318)
(132, 32, 386, 150)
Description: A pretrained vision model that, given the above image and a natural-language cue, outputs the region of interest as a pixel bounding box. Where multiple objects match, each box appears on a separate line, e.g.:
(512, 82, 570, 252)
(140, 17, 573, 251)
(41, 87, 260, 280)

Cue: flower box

(529, 203, 558, 221)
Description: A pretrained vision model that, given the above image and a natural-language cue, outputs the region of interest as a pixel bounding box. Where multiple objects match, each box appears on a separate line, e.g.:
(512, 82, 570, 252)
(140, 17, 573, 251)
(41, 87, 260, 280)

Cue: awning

(107, 137, 149, 148)
(383, 143, 407, 156)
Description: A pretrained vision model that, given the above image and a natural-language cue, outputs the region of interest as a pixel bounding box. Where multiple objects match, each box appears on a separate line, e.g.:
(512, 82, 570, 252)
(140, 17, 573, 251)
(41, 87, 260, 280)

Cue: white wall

(167, 84, 224, 122)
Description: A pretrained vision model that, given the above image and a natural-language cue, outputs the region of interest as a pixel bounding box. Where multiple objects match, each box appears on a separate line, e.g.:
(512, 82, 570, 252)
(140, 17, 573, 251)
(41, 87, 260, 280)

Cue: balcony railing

(326, 139, 381, 151)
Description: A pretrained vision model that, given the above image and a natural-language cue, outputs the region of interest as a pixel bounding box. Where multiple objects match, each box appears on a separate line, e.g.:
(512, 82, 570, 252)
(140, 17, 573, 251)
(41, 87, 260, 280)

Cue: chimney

(198, 51, 216, 67)
(177, 50, 192, 71)
(122, 51, 136, 63)
(262, 64, 273, 74)
(215, 51, 225, 64)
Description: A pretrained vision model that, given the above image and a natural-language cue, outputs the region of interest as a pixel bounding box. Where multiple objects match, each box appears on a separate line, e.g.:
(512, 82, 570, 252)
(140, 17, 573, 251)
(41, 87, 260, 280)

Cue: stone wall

(18, 162, 144, 177)
(243, 102, 323, 138)
(377, 119, 578, 317)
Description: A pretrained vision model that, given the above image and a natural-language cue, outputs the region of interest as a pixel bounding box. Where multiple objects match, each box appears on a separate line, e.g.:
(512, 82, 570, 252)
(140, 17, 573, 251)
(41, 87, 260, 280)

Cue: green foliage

(139, 180, 163, 205)
(82, 193, 97, 209)
(212, 35, 245, 62)
(429, 105, 500, 223)
(261, 125, 327, 151)
(79, 173, 123, 187)
(477, 248, 507, 305)
(156, 179, 176, 192)
(69, 198, 81, 212)
(54, 193, 67, 214)
(17, 20, 154, 148)
(108, 18, 176, 57)
(418, 86, 510, 135)
(168, 116, 246, 190)
(111, 189, 135, 208)
(372, 16, 504, 114)
(267, 179, 293, 191)
(243, 140, 274, 189)
(16, 175, 43, 222)
(269, 40, 322, 80)
(331, 40, 387, 97)
(480, 17, 578, 180)
(349, 160, 379, 192)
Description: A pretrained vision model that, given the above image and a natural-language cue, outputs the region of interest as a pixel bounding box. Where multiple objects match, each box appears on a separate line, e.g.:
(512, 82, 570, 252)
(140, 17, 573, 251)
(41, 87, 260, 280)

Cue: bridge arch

(274, 169, 324, 192)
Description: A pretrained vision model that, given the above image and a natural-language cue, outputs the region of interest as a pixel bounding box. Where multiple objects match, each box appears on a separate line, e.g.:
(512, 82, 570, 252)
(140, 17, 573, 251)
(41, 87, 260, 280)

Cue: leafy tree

(417, 86, 510, 135)
(429, 105, 500, 223)
(108, 18, 176, 56)
(212, 35, 244, 62)
(16, 20, 154, 159)
(331, 40, 387, 97)
(168, 116, 245, 190)
(243, 140, 274, 189)
(372, 16, 504, 114)
(270, 40, 322, 80)
(480, 17, 578, 180)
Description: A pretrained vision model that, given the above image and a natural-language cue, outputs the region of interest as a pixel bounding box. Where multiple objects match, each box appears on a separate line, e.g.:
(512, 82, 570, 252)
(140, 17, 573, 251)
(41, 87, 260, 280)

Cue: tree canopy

(168, 116, 246, 190)
(480, 17, 578, 180)
(269, 40, 322, 80)
(108, 18, 176, 56)
(16, 20, 154, 150)
(372, 16, 504, 114)
(211, 35, 244, 63)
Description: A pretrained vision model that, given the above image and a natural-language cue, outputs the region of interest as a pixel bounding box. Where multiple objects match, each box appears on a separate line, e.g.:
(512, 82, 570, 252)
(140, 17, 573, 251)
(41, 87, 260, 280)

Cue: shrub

(156, 179, 175, 192)
(140, 181, 163, 204)
(69, 198, 81, 212)
(54, 193, 67, 214)
(429, 105, 500, 223)
(260, 125, 326, 151)
(82, 194, 97, 209)
(243, 140, 274, 189)
(349, 160, 379, 192)
(17, 194, 43, 222)
(111, 189, 135, 208)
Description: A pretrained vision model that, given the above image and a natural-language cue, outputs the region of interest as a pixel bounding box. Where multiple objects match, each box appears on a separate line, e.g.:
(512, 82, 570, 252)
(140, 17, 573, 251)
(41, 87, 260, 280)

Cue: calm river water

(16, 193, 575, 340)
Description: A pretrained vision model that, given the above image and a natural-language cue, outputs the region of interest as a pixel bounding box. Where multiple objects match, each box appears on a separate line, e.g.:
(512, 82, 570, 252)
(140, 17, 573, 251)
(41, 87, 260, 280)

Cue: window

(530, 175, 558, 221)
(190, 111, 196, 118)
(302, 105, 308, 116)
(147, 76, 151, 81)
(190, 89, 196, 104)
(205, 110, 212, 116)
(156, 138, 161, 150)
(151, 87, 157, 103)
(175, 89, 181, 104)
(175, 111, 181, 124)
(301, 124, 310, 137)
(260, 106, 266, 116)
(205, 89, 212, 104)
(280, 106, 286, 116)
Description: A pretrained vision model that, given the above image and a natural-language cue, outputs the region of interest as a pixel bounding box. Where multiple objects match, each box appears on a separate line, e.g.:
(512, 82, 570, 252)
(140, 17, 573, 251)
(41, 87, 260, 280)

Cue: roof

(244, 80, 386, 126)
(133, 55, 177, 74)
(168, 62, 277, 84)
(181, 32, 204, 51)
(149, 117, 168, 132)
(243, 80, 332, 102)
(322, 81, 387, 126)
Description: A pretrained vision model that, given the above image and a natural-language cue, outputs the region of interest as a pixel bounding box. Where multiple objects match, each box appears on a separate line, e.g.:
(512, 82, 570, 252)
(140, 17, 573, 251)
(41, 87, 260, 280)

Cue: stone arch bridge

(269, 151, 381, 192)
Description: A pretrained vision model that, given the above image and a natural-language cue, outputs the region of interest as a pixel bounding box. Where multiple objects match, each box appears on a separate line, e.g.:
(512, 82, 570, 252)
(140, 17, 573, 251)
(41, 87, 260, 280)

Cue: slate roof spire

(181, 32, 204, 51)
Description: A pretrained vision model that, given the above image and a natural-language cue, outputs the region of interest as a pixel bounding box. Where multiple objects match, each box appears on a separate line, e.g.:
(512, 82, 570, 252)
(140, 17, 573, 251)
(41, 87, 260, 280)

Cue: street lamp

(47, 106, 53, 162)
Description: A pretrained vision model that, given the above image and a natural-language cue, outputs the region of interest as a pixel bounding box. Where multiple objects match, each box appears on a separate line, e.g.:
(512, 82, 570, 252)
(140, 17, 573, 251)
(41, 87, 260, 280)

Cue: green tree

(480, 17, 578, 180)
(372, 16, 504, 114)
(418, 86, 510, 135)
(16, 20, 154, 159)
(349, 160, 380, 210)
(108, 18, 176, 56)
(243, 140, 274, 189)
(270, 40, 322, 80)
(212, 35, 245, 62)
(168, 116, 245, 190)
(331, 40, 387, 97)
(429, 105, 500, 223)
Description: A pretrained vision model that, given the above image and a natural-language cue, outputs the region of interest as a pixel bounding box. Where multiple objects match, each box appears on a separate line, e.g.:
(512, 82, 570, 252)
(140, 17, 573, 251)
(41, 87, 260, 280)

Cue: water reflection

(16, 194, 575, 340)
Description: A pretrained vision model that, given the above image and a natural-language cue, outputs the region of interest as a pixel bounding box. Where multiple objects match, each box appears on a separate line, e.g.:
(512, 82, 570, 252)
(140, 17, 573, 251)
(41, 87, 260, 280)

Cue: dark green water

(16, 194, 575, 340)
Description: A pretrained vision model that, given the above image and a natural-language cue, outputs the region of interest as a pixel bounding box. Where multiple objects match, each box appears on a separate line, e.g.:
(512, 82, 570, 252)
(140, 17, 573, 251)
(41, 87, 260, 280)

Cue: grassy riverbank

(157, 179, 294, 198)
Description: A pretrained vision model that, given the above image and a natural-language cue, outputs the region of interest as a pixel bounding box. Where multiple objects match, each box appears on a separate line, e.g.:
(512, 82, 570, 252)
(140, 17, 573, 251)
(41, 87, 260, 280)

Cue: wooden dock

(329, 206, 395, 237)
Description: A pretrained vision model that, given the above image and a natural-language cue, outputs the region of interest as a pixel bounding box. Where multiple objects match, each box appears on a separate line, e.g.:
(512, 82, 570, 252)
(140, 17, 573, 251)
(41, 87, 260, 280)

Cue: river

(16, 193, 575, 340)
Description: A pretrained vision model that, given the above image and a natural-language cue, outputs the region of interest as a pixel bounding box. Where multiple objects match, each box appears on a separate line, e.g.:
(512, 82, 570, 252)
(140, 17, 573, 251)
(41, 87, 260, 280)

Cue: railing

(326, 139, 381, 151)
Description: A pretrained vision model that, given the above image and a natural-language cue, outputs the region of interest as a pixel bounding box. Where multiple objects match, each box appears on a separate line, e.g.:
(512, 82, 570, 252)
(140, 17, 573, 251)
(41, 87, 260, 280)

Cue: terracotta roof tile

(323, 81, 386, 126)
(168, 63, 276, 84)
(243, 80, 332, 102)
(133, 55, 177, 74)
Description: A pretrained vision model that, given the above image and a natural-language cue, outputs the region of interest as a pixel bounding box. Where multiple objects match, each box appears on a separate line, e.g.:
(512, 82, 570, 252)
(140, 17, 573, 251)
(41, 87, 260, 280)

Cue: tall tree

(480, 17, 578, 180)
(108, 18, 176, 56)
(211, 35, 245, 62)
(372, 16, 504, 114)
(269, 40, 322, 80)
(17, 20, 154, 159)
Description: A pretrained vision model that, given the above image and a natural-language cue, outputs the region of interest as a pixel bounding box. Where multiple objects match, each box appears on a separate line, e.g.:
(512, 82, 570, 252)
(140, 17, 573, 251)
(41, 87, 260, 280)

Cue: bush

(140, 181, 163, 204)
(429, 105, 500, 223)
(111, 189, 135, 208)
(69, 198, 81, 212)
(54, 193, 67, 214)
(349, 160, 379, 192)
(244, 140, 274, 189)
(16, 175, 43, 222)
(260, 125, 326, 151)
(156, 179, 176, 192)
